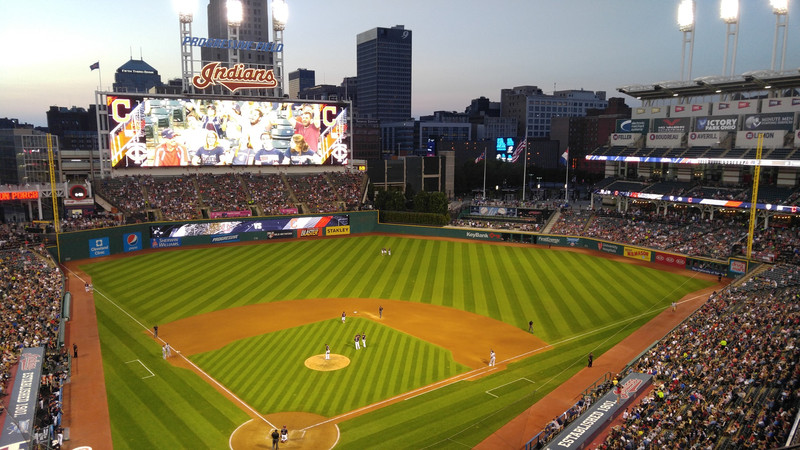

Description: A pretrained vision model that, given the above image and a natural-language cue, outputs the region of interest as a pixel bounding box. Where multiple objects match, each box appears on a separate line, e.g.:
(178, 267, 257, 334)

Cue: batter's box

(485, 377, 535, 398)
(125, 359, 155, 379)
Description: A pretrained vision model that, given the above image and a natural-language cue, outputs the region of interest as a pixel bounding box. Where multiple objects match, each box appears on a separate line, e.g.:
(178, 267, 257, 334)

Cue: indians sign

(192, 62, 277, 92)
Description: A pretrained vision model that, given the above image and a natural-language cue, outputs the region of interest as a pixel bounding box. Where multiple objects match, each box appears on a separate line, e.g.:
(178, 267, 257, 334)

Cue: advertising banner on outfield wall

(595, 241, 623, 256)
(544, 372, 652, 450)
(536, 235, 565, 246)
(729, 259, 748, 275)
(624, 246, 651, 261)
(123, 232, 142, 252)
(89, 237, 110, 258)
(325, 225, 351, 236)
(653, 252, 686, 268)
(0, 347, 44, 450)
(465, 230, 503, 241)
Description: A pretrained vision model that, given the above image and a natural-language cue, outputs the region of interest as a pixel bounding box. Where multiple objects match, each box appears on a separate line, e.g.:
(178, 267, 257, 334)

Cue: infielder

(489, 349, 496, 367)
(341, 311, 346, 324)
(354, 334, 360, 350)
(325, 344, 330, 360)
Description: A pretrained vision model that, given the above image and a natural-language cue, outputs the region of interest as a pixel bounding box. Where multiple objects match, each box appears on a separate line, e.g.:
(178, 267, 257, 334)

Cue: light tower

(770, 0, 789, 71)
(271, 0, 288, 97)
(226, 0, 243, 67)
(677, 0, 695, 81)
(720, 0, 739, 76)
(174, 0, 197, 94)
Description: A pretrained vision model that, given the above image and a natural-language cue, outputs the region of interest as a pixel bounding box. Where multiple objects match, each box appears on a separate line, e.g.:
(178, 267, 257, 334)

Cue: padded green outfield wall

(51, 211, 378, 262)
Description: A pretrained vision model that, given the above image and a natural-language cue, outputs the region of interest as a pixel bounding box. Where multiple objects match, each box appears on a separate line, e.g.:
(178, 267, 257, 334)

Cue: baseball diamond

(61, 232, 717, 449)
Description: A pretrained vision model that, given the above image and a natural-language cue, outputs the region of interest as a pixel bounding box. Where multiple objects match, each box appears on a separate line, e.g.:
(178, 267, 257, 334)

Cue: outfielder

(361, 333, 366, 348)
(354, 334, 360, 350)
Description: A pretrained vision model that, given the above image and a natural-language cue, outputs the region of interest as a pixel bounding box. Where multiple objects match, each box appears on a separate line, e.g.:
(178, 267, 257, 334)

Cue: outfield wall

(50, 212, 746, 277)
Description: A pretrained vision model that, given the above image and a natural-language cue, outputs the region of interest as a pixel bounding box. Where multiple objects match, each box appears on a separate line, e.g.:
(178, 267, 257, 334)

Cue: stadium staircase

(541, 210, 561, 234)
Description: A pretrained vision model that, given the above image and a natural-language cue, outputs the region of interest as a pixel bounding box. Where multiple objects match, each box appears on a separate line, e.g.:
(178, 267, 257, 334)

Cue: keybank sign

(465, 231, 502, 240)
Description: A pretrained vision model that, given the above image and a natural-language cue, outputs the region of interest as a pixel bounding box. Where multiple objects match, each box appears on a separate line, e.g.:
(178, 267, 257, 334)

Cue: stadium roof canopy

(618, 68, 800, 101)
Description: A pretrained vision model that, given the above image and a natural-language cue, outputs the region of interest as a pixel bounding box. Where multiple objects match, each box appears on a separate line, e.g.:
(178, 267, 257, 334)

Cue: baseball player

(280, 425, 288, 443)
(354, 334, 360, 350)
(325, 344, 330, 360)
(489, 349, 496, 367)
(341, 311, 346, 324)
(361, 333, 366, 348)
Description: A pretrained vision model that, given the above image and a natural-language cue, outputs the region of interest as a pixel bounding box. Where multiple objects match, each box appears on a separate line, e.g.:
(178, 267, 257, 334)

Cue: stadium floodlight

(677, 0, 695, 81)
(677, 0, 694, 31)
(720, 0, 739, 23)
(227, 0, 243, 26)
(770, 0, 789, 71)
(272, 0, 288, 31)
(720, 0, 739, 76)
(174, 0, 196, 23)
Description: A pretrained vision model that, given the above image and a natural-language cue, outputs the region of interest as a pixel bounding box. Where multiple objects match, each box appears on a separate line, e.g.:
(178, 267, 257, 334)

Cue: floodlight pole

(522, 137, 528, 202)
(771, 8, 789, 71)
(722, 20, 739, 76)
(179, 11, 194, 94)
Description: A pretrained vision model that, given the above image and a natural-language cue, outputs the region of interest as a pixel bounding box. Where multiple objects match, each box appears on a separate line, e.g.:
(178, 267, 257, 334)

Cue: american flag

(90, 61, 100, 71)
(475, 151, 485, 164)
(511, 140, 526, 163)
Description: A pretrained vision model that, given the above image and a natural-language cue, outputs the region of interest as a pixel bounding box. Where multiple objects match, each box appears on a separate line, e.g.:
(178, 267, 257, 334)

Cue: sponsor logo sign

(743, 113, 795, 131)
(730, 260, 747, 274)
(652, 117, 690, 133)
(192, 62, 278, 92)
(123, 232, 142, 253)
(151, 237, 181, 248)
(209, 210, 252, 219)
(211, 234, 240, 244)
(538, 236, 562, 245)
(266, 230, 295, 240)
(182, 36, 283, 53)
(465, 231, 503, 240)
(695, 115, 738, 131)
(597, 242, 619, 254)
(566, 237, 580, 247)
(0, 347, 45, 450)
(624, 246, 651, 261)
(326, 225, 351, 236)
(89, 237, 110, 258)
(300, 228, 320, 237)
(615, 119, 648, 134)
(653, 252, 686, 268)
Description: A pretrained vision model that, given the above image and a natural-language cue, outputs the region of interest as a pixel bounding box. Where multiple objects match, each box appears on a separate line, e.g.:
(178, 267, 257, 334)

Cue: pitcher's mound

(304, 354, 350, 371)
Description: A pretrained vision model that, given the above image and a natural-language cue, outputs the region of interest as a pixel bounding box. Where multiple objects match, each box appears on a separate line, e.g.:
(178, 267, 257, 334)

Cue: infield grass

(83, 235, 712, 448)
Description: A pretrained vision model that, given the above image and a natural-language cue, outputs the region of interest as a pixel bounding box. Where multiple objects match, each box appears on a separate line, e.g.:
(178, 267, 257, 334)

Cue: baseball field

(77, 234, 713, 449)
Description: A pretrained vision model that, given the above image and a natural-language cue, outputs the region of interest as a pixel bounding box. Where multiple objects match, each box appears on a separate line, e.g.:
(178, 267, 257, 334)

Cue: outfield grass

(83, 235, 712, 448)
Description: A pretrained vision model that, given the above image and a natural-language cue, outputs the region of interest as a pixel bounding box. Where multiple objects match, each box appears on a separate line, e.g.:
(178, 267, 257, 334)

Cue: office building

(288, 68, 315, 98)
(356, 25, 412, 122)
(200, 0, 273, 68)
(501, 86, 607, 139)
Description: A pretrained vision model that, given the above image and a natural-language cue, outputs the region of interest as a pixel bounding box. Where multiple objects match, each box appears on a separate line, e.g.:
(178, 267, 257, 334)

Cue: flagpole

(564, 149, 569, 204)
(521, 138, 528, 202)
(482, 151, 487, 200)
(98, 69, 102, 91)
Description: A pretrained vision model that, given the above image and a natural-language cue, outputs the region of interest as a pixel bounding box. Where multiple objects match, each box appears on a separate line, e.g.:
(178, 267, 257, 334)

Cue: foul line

(64, 266, 278, 432)
(485, 377, 535, 398)
(124, 359, 155, 379)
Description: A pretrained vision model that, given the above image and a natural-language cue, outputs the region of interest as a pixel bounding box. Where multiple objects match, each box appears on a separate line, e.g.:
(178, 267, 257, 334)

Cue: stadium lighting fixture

(175, 0, 197, 93)
(678, 0, 694, 31)
(720, 0, 739, 76)
(174, 0, 196, 22)
(720, 0, 738, 23)
(227, 0, 243, 26)
(272, 0, 288, 31)
(770, 0, 789, 71)
(677, 0, 695, 81)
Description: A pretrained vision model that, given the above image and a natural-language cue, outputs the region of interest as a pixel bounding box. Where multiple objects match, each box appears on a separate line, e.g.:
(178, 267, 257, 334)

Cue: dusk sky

(2, 0, 799, 127)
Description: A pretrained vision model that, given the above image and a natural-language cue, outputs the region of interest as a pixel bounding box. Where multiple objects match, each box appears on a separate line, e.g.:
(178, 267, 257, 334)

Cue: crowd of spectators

(327, 171, 365, 211)
(599, 265, 800, 449)
(195, 173, 250, 212)
(286, 174, 341, 213)
(0, 240, 68, 446)
(147, 176, 201, 221)
(242, 173, 294, 216)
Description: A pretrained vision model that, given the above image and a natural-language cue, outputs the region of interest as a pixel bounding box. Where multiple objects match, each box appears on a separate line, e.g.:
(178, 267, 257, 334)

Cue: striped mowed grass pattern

(83, 235, 712, 448)
(192, 317, 470, 417)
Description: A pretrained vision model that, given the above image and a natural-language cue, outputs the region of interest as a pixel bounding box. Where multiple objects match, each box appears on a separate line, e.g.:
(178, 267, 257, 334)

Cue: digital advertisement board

(107, 95, 350, 169)
(150, 215, 349, 238)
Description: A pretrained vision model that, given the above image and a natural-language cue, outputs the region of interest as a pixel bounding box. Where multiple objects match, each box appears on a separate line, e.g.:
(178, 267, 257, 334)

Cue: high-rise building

(288, 68, 315, 98)
(356, 25, 412, 122)
(200, 0, 273, 68)
(501, 86, 607, 139)
(112, 59, 163, 93)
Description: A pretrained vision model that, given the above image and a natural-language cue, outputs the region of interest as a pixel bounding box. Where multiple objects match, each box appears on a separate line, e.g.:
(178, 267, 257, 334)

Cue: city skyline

(2, 0, 799, 127)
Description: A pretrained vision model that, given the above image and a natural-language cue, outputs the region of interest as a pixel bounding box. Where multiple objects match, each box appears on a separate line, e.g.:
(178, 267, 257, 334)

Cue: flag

(90, 61, 100, 71)
(511, 140, 526, 163)
(475, 152, 485, 164)
(560, 147, 569, 166)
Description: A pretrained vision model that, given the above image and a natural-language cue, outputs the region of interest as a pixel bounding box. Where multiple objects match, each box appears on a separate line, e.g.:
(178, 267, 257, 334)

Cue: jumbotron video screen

(107, 95, 350, 169)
